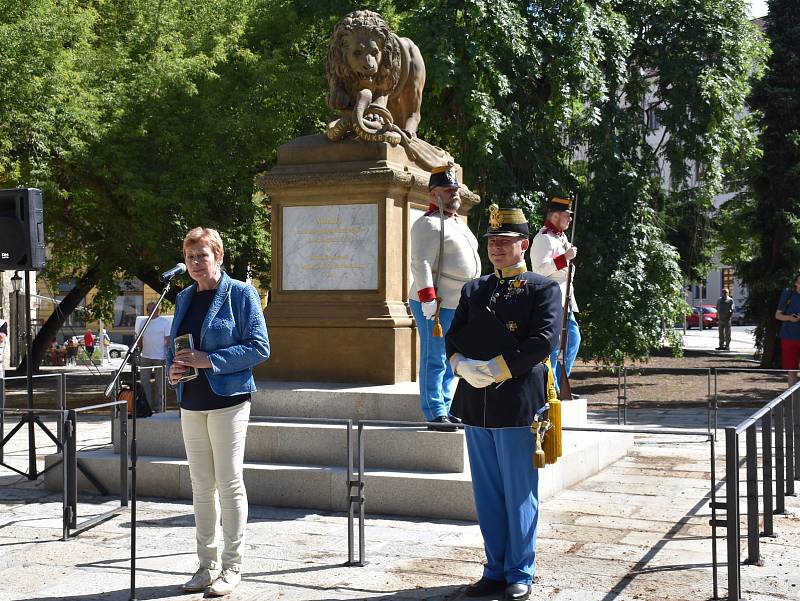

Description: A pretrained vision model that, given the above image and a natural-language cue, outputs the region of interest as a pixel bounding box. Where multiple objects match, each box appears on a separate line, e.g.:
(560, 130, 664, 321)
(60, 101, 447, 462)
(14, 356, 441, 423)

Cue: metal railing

(1, 372, 131, 540)
(614, 366, 792, 433)
(722, 382, 800, 600)
(247, 415, 358, 566)
(62, 400, 129, 539)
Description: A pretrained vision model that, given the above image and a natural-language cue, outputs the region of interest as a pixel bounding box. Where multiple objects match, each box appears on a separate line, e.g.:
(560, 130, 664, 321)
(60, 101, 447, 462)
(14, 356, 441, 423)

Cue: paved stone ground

(1, 405, 798, 601)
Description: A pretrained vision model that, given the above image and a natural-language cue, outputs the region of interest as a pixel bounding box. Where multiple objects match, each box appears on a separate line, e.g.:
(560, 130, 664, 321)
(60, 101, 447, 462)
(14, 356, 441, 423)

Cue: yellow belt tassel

(543, 358, 563, 464)
(432, 297, 444, 338)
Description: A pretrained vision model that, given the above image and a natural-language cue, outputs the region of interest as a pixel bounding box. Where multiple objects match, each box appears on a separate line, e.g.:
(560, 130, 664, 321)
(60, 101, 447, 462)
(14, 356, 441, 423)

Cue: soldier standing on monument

(446, 206, 561, 601)
(529, 196, 580, 393)
(409, 165, 481, 428)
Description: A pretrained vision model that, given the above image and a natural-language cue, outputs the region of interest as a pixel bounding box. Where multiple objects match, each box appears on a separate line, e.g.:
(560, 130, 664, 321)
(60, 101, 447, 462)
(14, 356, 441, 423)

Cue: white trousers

(180, 401, 250, 570)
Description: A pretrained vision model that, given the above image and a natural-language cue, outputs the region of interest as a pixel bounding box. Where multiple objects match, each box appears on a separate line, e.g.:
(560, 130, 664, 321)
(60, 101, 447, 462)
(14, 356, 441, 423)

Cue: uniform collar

(543, 220, 564, 235)
(494, 262, 527, 279)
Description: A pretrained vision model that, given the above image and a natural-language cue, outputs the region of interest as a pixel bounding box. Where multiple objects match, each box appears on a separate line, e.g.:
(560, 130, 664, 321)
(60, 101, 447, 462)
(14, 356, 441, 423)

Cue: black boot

(465, 577, 506, 597)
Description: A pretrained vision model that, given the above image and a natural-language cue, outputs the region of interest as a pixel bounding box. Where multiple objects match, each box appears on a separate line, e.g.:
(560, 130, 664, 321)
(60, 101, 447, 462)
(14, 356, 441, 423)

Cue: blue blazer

(166, 272, 270, 401)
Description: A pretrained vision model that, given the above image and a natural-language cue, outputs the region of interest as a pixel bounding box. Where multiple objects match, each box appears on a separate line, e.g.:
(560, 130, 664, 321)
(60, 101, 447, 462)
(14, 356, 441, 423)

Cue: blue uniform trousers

(465, 426, 540, 584)
(549, 311, 581, 393)
(410, 300, 457, 421)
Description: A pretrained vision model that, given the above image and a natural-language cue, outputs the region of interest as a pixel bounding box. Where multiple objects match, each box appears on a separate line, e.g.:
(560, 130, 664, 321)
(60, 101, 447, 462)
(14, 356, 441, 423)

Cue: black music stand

(0, 272, 62, 479)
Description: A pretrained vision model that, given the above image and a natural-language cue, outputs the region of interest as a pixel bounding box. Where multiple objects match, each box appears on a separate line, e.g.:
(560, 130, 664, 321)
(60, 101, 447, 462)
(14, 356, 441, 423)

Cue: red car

(687, 305, 718, 328)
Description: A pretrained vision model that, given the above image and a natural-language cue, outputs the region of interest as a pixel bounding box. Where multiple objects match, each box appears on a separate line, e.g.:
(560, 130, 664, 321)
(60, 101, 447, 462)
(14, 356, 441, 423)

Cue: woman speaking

(167, 227, 270, 596)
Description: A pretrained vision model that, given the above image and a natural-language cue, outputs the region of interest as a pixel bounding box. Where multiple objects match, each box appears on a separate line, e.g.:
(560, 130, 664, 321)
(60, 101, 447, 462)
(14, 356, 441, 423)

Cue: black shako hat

(548, 196, 574, 213)
(428, 164, 459, 190)
(484, 204, 529, 238)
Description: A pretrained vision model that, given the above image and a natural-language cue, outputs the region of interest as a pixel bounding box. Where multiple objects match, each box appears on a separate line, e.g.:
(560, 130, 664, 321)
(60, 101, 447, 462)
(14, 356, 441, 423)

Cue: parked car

(731, 307, 751, 326)
(687, 305, 718, 328)
(107, 342, 129, 358)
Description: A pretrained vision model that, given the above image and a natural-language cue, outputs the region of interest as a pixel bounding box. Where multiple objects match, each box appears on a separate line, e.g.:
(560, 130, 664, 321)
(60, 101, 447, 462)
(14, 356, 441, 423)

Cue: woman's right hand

(169, 362, 190, 385)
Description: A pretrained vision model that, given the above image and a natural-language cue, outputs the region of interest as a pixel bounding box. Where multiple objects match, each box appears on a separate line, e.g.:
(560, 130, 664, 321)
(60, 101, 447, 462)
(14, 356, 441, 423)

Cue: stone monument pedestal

(256, 134, 478, 384)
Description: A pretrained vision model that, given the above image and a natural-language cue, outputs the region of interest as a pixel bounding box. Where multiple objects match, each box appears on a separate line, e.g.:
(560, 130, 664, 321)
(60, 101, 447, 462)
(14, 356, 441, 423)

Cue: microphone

(160, 262, 187, 282)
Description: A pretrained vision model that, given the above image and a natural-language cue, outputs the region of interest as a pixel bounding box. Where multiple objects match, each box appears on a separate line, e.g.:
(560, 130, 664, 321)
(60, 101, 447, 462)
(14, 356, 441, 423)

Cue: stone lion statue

(326, 10, 426, 139)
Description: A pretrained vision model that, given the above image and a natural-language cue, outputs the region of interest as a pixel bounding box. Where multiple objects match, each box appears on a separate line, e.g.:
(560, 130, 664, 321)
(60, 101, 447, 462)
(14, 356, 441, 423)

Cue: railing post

(56, 373, 66, 443)
(761, 411, 774, 536)
(66, 409, 78, 529)
(725, 427, 741, 600)
(745, 426, 760, 564)
(794, 391, 800, 480)
(786, 393, 795, 495)
(775, 404, 786, 513)
(61, 410, 69, 541)
(623, 367, 628, 425)
(714, 369, 719, 435)
(0, 376, 5, 464)
(616, 366, 622, 425)
(120, 403, 129, 506)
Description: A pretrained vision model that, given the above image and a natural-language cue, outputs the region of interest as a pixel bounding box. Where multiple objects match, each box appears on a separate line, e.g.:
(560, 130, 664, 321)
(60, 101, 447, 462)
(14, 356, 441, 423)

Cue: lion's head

(326, 11, 401, 97)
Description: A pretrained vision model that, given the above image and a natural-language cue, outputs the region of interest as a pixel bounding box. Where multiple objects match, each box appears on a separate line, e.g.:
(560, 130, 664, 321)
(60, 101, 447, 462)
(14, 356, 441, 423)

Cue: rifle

(557, 194, 577, 400)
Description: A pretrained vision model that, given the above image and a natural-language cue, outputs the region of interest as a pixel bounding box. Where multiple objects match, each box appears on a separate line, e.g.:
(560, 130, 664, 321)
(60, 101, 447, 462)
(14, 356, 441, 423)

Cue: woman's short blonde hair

(183, 227, 224, 260)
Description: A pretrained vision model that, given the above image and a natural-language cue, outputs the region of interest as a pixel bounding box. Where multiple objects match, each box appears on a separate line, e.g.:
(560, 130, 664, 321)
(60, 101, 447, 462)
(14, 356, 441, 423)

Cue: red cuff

(554, 254, 568, 270)
(417, 287, 436, 302)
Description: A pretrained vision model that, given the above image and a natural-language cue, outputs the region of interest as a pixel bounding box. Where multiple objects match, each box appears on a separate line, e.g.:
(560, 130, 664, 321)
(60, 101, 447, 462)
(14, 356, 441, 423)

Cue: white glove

(456, 359, 495, 388)
(565, 245, 578, 260)
(421, 299, 438, 320)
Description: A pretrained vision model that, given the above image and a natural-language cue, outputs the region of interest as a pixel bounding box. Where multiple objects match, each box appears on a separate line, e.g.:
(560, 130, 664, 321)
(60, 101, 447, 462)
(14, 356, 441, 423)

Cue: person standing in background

(775, 274, 800, 386)
(715, 289, 735, 350)
(529, 196, 580, 393)
(136, 302, 171, 412)
(408, 165, 481, 428)
(83, 329, 96, 361)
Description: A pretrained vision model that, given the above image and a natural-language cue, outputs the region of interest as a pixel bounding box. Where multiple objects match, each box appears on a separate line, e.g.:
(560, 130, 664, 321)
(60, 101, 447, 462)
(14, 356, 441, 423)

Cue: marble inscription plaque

(282, 204, 378, 290)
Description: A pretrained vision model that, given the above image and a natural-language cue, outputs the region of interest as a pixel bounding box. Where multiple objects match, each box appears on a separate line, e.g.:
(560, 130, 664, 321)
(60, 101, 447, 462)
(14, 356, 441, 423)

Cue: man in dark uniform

(446, 205, 562, 601)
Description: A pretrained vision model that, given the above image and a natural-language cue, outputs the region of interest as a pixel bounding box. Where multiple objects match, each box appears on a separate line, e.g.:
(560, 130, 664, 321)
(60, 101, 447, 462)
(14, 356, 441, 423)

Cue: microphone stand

(104, 280, 175, 601)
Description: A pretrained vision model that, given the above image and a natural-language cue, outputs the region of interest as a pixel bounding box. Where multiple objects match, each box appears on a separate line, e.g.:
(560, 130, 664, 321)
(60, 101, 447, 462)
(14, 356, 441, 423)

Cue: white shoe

(207, 567, 241, 596)
(182, 566, 218, 592)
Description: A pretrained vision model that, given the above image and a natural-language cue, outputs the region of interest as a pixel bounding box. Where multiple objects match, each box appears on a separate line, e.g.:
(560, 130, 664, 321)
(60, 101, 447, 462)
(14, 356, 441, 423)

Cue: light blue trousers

(409, 299, 457, 421)
(549, 311, 581, 393)
(465, 426, 540, 584)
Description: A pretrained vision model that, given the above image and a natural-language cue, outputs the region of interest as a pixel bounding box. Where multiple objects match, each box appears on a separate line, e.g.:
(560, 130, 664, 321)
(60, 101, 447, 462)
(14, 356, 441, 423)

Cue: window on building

(114, 279, 143, 328)
(694, 282, 708, 300)
(55, 281, 86, 328)
(645, 106, 660, 130)
(722, 268, 734, 293)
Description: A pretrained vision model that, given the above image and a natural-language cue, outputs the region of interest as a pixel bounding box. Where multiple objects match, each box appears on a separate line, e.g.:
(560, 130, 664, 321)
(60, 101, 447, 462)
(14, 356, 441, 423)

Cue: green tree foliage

(403, 0, 764, 363)
(1, 0, 329, 370)
(728, 0, 800, 366)
(0, 0, 766, 368)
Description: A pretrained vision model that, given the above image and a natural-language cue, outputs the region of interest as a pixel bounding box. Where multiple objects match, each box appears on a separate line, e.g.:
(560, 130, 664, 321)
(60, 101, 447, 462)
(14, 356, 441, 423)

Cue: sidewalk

(1, 408, 798, 601)
(674, 325, 757, 355)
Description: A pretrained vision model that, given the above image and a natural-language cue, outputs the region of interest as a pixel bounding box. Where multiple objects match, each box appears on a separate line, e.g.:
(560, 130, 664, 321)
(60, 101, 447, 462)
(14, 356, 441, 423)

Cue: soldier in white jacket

(409, 166, 481, 427)
(529, 196, 580, 392)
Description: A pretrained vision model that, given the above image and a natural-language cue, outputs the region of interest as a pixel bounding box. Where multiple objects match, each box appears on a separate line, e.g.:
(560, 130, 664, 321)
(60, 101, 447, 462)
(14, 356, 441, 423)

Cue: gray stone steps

(250, 381, 421, 421)
(46, 427, 631, 521)
(119, 413, 467, 472)
(44, 381, 635, 520)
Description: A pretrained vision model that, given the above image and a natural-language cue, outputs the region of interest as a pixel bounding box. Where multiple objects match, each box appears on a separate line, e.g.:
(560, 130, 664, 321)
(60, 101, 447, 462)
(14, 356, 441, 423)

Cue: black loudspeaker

(0, 188, 45, 270)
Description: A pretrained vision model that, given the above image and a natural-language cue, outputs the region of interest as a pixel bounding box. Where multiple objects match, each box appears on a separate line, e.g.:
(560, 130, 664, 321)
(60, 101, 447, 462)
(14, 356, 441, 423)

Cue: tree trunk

(16, 265, 101, 375)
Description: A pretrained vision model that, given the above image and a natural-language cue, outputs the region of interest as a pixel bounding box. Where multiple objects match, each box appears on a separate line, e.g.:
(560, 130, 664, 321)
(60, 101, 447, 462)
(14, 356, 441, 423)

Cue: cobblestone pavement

(1, 406, 798, 601)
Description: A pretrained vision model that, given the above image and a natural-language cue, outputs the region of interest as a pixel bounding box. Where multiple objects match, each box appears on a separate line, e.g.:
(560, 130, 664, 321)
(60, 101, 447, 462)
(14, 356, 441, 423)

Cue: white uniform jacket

(409, 211, 481, 309)
(529, 223, 578, 312)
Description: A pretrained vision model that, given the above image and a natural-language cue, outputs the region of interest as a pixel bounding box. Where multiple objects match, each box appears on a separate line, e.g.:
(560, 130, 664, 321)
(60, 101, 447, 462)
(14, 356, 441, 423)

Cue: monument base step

(45, 429, 632, 521)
